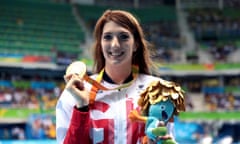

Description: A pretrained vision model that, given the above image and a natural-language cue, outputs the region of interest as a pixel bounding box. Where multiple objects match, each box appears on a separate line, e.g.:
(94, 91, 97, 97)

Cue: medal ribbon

(88, 65, 139, 105)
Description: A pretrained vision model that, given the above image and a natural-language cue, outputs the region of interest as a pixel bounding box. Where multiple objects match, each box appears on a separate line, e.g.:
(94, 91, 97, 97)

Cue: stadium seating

(0, 0, 84, 58)
(186, 7, 240, 62)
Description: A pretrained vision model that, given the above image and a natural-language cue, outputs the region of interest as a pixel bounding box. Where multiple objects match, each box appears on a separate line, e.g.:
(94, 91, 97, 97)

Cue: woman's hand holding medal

(64, 61, 89, 108)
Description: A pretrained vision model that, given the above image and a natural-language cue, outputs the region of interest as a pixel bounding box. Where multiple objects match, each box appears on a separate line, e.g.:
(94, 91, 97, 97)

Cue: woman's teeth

(109, 52, 123, 56)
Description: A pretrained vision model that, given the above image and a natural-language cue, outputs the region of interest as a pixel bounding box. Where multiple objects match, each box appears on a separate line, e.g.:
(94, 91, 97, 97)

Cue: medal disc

(65, 61, 86, 78)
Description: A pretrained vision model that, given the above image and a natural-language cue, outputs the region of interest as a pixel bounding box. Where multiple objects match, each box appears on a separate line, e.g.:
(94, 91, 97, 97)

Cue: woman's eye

(119, 34, 129, 41)
(103, 35, 112, 40)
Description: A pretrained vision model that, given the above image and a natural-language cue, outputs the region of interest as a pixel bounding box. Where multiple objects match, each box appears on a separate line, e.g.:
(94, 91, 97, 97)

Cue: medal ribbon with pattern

(65, 61, 139, 105)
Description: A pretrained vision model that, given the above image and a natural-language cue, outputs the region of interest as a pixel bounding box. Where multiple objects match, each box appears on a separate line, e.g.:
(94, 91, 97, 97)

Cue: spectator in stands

(56, 9, 185, 144)
(16, 17, 24, 29)
(11, 126, 25, 140)
(31, 118, 45, 139)
(3, 128, 10, 139)
(3, 88, 13, 105)
(226, 92, 235, 110)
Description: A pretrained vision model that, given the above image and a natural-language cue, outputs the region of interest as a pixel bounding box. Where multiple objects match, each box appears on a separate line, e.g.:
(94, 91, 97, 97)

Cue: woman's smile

(108, 51, 125, 59)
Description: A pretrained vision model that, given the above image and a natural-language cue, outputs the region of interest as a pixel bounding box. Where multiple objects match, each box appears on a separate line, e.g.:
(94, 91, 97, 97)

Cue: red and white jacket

(56, 74, 175, 144)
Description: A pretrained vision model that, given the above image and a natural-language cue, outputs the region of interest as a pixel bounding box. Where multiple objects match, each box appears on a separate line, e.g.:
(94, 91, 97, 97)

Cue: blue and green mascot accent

(129, 80, 186, 144)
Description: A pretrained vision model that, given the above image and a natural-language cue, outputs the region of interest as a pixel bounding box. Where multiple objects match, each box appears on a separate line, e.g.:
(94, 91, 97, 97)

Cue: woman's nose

(111, 36, 120, 48)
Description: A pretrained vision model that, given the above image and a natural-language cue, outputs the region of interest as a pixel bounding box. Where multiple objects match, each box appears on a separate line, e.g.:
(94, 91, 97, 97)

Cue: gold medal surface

(65, 61, 87, 78)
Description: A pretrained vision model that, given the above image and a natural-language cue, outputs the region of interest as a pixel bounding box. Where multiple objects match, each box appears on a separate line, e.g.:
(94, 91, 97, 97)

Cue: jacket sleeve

(56, 89, 92, 144)
(63, 106, 92, 144)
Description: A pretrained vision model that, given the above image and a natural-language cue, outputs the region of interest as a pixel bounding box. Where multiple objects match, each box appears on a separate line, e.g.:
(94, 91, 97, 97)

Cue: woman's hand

(64, 74, 89, 107)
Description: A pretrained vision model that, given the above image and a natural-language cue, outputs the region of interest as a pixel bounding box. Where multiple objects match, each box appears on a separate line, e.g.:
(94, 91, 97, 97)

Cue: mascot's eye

(160, 105, 166, 110)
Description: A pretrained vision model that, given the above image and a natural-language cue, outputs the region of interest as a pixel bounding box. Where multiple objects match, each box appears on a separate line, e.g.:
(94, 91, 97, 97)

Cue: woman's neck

(105, 64, 132, 84)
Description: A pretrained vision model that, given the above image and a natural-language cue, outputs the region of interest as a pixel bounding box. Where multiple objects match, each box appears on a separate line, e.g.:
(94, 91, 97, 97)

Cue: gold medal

(65, 61, 109, 91)
(65, 61, 87, 78)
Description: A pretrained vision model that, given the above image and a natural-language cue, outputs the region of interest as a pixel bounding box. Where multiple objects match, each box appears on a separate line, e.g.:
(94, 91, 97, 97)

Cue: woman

(56, 9, 184, 144)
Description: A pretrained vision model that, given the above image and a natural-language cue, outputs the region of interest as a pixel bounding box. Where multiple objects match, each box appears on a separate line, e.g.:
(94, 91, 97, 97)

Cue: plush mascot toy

(129, 80, 186, 144)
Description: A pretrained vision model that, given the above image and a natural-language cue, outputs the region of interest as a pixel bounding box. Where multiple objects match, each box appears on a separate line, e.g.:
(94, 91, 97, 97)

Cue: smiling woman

(100, 21, 136, 82)
(56, 9, 185, 144)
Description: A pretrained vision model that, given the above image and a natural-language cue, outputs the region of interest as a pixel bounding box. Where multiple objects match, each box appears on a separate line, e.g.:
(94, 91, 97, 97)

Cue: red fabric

(63, 105, 145, 144)
(63, 107, 92, 144)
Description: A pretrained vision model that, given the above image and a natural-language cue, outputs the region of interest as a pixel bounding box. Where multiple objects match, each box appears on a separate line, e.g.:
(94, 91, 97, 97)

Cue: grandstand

(0, 0, 240, 143)
(0, 0, 85, 67)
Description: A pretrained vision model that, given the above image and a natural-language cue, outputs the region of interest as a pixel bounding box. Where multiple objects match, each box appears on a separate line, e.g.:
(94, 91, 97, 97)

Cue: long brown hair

(92, 9, 153, 74)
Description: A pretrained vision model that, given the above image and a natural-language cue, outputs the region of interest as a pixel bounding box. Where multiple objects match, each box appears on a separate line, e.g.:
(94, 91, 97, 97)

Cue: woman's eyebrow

(119, 31, 130, 34)
(102, 32, 112, 34)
